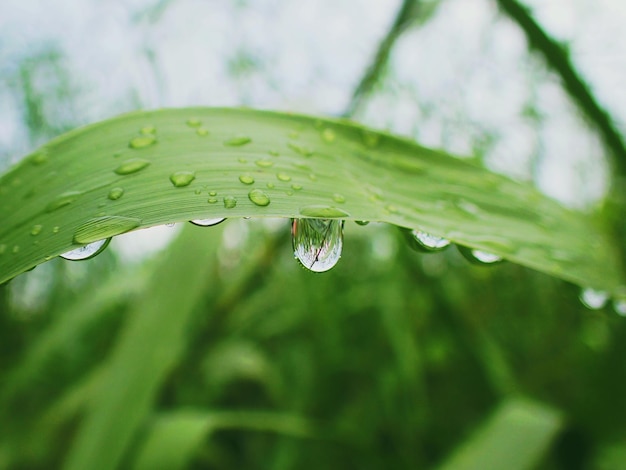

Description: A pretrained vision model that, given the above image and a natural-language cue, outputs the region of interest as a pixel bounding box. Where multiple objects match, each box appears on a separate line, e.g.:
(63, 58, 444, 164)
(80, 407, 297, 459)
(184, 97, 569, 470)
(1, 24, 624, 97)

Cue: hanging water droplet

(255, 159, 274, 168)
(186, 118, 202, 128)
(194, 189, 202, 195)
(129, 136, 156, 149)
(239, 175, 255, 185)
(169, 171, 196, 187)
(108, 187, 124, 200)
(140, 125, 156, 135)
(321, 128, 336, 143)
(190, 218, 226, 227)
(114, 158, 151, 175)
(355, 220, 370, 226)
(277, 172, 291, 182)
(248, 189, 270, 207)
(292, 218, 344, 272)
(362, 130, 379, 147)
(196, 127, 209, 136)
(224, 136, 252, 146)
(52, 226, 60, 234)
(288, 142, 313, 157)
(223, 196, 237, 209)
(30, 225, 43, 236)
(332, 193, 346, 204)
(579, 288, 609, 310)
(46, 190, 83, 212)
(459, 246, 502, 265)
(60, 238, 111, 261)
(408, 230, 450, 252)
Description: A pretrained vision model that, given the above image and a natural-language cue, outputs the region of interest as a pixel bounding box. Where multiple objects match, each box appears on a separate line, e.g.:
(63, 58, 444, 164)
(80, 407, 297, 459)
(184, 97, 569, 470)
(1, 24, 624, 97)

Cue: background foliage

(1, 0, 626, 469)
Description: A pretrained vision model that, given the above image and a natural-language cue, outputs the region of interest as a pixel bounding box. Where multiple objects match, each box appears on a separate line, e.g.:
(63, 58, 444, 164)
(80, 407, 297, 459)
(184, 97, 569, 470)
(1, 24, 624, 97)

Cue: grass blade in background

(0, 107, 623, 292)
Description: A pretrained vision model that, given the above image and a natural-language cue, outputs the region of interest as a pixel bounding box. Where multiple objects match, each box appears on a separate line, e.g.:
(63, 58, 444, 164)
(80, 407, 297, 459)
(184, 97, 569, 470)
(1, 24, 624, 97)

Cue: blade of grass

(0, 107, 623, 292)
(437, 398, 563, 470)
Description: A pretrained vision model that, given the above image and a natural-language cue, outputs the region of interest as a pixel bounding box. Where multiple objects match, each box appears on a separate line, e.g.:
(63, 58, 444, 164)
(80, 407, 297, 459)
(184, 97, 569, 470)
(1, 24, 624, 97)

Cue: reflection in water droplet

(196, 127, 209, 136)
(108, 187, 124, 200)
(187, 118, 202, 127)
(292, 218, 344, 272)
(322, 128, 336, 143)
(579, 288, 608, 310)
(355, 220, 370, 226)
(239, 175, 255, 185)
(30, 225, 43, 236)
(12, 245, 20, 254)
(224, 136, 252, 146)
(248, 189, 270, 206)
(170, 171, 196, 187)
(141, 126, 156, 135)
(223, 196, 237, 209)
(60, 238, 111, 261)
(332, 193, 346, 203)
(190, 218, 225, 227)
(409, 230, 450, 252)
(114, 158, 151, 175)
(238, 158, 248, 164)
(129, 136, 156, 149)
(52, 226, 60, 234)
(268, 150, 279, 157)
(277, 172, 291, 182)
(255, 159, 274, 168)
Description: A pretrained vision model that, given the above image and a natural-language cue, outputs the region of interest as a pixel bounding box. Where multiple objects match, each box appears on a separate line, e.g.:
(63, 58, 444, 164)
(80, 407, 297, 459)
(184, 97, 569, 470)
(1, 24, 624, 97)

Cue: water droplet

(268, 150, 280, 157)
(239, 175, 255, 185)
(129, 136, 156, 149)
(73, 216, 141, 244)
(196, 127, 209, 136)
(190, 218, 225, 227)
(61, 238, 111, 261)
(266, 182, 275, 189)
(187, 118, 202, 127)
(238, 158, 248, 164)
(114, 158, 151, 175)
(248, 189, 270, 206)
(332, 193, 346, 204)
(355, 220, 370, 226)
(170, 171, 196, 187)
(31, 150, 49, 165)
(579, 288, 608, 310)
(52, 226, 60, 234)
(291, 183, 302, 191)
(12, 245, 20, 254)
(288, 142, 313, 157)
(108, 187, 124, 200)
(30, 225, 43, 236)
(209, 191, 217, 197)
(286, 190, 294, 196)
(292, 218, 344, 272)
(140, 125, 156, 135)
(308, 173, 317, 181)
(299, 205, 350, 218)
(458, 246, 502, 265)
(362, 130, 380, 147)
(277, 172, 291, 182)
(46, 190, 83, 212)
(408, 230, 450, 252)
(321, 128, 336, 143)
(224, 136, 252, 146)
(223, 196, 237, 209)
(255, 159, 274, 168)
(208, 197, 218, 204)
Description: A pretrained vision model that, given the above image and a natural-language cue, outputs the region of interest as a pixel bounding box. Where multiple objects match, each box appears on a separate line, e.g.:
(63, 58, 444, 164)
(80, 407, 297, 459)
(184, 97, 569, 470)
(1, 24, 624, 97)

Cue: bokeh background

(1, 0, 626, 469)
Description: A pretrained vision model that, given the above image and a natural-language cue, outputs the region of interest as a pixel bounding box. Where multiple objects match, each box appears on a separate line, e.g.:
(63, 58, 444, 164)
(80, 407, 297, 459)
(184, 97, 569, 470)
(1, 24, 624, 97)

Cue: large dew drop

(114, 159, 151, 175)
(60, 238, 111, 261)
(408, 230, 450, 252)
(579, 287, 609, 310)
(129, 136, 156, 149)
(292, 218, 344, 272)
(169, 171, 196, 187)
(248, 189, 270, 207)
(190, 218, 226, 227)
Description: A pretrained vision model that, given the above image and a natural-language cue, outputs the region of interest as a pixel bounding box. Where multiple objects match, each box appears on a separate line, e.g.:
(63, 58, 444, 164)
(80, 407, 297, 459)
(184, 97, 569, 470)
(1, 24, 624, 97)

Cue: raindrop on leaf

(108, 187, 124, 200)
(170, 171, 196, 187)
(248, 189, 270, 207)
(129, 136, 156, 149)
(332, 193, 346, 204)
(255, 159, 274, 168)
(292, 218, 344, 272)
(186, 118, 202, 128)
(30, 225, 43, 236)
(458, 246, 502, 265)
(140, 126, 156, 135)
(114, 159, 151, 175)
(223, 196, 237, 209)
(239, 175, 255, 185)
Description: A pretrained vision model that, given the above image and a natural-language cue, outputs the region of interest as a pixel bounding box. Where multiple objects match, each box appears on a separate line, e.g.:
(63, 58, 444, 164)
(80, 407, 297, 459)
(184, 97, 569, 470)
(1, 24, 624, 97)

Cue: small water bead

(140, 126, 156, 135)
(47, 190, 83, 212)
(238, 158, 248, 164)
(114, 158, 151, 175)
(186, 118, 202, 128)
(194, 189, 202, 195)
(579, 288, 609, 310)
(292, 218, 344, 273)
(30, 225, 43, 236)
(190, 218, 226, 227)
(208, 197, 218, 204)
(308, 173, 317, 181)
(321, 128, 336, 143)
(332, 193, 346, 204)
(12, 245, 20, 254)
(288, 142, 313, 157)
(224, 196, 237, 209)
(108, 187, 124, 200)
(248, 189, 270, 207)
(209, 191, 217, 197)
(170, 171, 196, 187)
(410, 230, 450, 252)
(129, 136, 156, 149)
(52, 226, 60, 234)
(266, 182, 275, 189)
(277, 172, 291, 182)
(458, 246, 502, 265)
(60, 238, 111, 261)
(291, 183, 302, 191)
(31, 150, 49, 165)
(224, 136, 252, 146)
(255, 159, 274, 168)
(286, 190, 294, 196)
(196, 127, 209, 136)
(239, 175, 255, 185)
(268, 150, 280, 157)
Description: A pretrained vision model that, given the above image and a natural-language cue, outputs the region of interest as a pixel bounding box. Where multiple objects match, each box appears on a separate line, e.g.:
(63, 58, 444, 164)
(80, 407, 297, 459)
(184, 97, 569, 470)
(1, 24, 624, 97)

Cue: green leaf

(0, 107, 623, 292)
(436, 399, 563, 470)
(131, 410, 316, 470)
